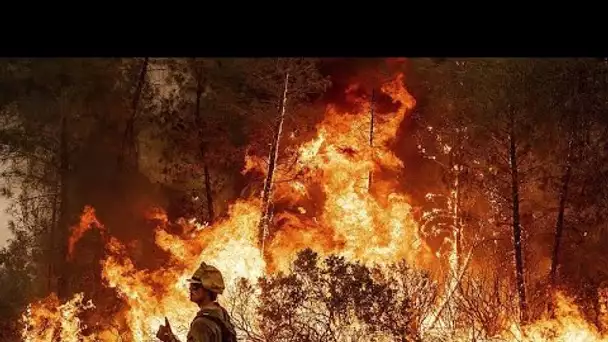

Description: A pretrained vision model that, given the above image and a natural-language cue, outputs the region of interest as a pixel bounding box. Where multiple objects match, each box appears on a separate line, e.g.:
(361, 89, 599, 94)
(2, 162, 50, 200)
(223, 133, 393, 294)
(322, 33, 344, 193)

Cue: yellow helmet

(187, 262, 225, 294)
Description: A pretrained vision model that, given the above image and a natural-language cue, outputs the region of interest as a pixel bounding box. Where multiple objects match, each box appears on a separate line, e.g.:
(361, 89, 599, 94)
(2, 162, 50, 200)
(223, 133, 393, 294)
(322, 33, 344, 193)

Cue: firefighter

(156, 262, 236, 342)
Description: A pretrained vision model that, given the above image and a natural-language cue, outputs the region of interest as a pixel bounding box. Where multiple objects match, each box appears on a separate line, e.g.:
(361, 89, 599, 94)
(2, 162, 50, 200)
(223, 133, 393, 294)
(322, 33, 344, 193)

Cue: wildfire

(18, 70, 608, 342)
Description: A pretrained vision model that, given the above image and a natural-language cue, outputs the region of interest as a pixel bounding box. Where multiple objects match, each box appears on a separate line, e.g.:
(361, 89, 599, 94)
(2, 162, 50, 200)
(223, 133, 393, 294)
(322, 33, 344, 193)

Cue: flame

(144, 206, 169, 223)
(98, 199, 265, 341)
(501, 292, 608, 342)
(21, 293, 96, 342)
(67, 205, 105, 260)
(262, 73, 435, 272)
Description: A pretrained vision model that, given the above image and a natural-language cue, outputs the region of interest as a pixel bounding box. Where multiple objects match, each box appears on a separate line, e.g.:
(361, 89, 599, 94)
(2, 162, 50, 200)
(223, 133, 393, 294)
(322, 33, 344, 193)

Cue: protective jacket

(186, 302, 236, 342)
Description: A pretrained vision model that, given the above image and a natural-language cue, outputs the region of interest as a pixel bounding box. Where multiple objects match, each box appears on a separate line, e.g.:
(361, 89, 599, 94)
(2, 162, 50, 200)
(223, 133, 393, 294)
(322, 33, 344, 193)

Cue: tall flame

(261, 73, 435, 272)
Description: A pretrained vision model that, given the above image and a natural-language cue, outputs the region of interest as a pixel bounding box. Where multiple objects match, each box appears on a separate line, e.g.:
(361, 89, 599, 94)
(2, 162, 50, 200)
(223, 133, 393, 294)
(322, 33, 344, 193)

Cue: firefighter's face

(189, 282, 205, 303)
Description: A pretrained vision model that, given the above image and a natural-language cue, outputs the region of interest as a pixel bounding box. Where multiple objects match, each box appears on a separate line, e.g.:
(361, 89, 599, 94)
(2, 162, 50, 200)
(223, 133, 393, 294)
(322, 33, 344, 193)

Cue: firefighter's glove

(156, 317, 178, 342)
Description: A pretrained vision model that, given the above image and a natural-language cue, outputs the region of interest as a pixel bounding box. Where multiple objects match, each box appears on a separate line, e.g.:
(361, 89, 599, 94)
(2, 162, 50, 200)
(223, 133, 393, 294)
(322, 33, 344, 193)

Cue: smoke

(318, 58, 407, 115)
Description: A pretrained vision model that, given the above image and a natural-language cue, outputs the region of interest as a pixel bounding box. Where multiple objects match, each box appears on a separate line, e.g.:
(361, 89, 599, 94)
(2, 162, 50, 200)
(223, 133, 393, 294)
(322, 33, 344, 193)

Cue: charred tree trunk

(193, 61, 215, 223)
(203, 163, 214, 222)
(118, 57, 149, 170)
(509, 113, 528, 323)
(368, 89, 375, 192)
(47, 181, 58, 294)
(549, 138, 573, 288)
(547, 99, 581, 317)
(57, 109, 70, 299)
(259, 72, 290, 252)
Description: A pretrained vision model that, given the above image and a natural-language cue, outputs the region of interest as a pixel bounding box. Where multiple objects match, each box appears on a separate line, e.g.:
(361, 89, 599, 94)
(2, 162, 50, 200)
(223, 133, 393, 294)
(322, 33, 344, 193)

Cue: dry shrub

(228, 249, 438, 342)
(453, 271, 519, 340)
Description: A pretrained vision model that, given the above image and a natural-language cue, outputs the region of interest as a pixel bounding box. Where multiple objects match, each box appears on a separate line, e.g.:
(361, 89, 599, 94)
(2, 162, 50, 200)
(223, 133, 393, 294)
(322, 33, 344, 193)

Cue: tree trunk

(368, 89, 375, 192)
(57, 108, 70, 300)
(548, 99, 580, 316)
(118, 57, 149, 170)
(203, 163, 214, 222)
(509, 114, 528, 323)
(549, 139, 573, 288)
(47, 182, 58, 294)
(259, 71, 290, 252)
(193, 61, 215, 223)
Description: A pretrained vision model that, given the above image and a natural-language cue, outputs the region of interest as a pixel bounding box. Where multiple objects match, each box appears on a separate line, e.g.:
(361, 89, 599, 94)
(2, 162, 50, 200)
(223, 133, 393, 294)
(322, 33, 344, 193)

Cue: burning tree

(235, 58, 330, 252)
